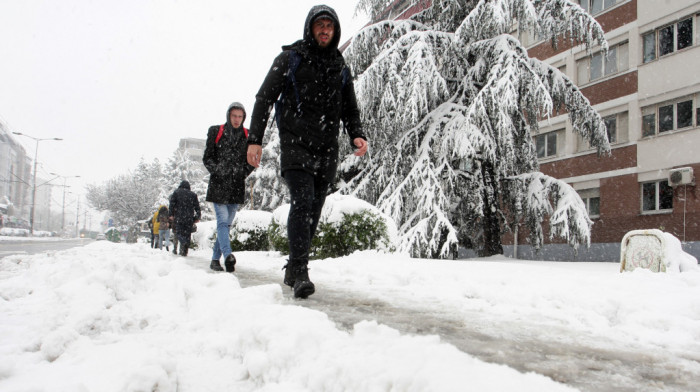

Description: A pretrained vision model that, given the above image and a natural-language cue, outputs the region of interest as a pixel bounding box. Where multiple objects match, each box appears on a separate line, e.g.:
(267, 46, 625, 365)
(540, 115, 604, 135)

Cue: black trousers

(283, 169, 330, 262)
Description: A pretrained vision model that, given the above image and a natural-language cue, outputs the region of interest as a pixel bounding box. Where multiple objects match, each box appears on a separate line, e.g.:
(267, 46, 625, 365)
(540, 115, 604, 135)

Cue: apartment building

(176, 137, 207, 178)
(0, 121, 31, 224)
(516, 0, 700, 261)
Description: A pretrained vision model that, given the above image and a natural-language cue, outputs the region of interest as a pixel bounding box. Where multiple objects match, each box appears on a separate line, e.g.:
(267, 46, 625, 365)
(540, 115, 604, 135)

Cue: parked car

(95, 233, 106, 241)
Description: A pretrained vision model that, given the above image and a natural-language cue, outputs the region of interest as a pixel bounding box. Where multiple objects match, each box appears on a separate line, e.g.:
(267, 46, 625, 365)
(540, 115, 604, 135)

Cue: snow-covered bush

(267, 210, 290, 254)
(268, 194, 397, 259)
(314, 210, 393, 259)
(192, 220, 217, 250)
(230, 210, 273, 251)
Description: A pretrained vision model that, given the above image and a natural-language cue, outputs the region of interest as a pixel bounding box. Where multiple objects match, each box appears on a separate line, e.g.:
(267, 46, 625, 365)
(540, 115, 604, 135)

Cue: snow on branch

(456, 0, 606, 54)
(510, 172, 592, 250)
(536, 0, 607, 53)
(345, 20, 429, 77)
(456, 0, 538, 42)
(529, 60, 611, 155)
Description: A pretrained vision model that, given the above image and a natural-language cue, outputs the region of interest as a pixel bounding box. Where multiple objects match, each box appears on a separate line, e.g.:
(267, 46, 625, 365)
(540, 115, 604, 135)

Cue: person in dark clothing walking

(203, 102, 254, 272)
(168, 191, 179, 254)
(247, 5, 368, 298)
(148, 219, 155, 248)
(168, 180, 201, 257)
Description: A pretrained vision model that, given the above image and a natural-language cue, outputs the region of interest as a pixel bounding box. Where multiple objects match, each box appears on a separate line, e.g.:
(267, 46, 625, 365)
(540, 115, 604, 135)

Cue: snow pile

(0, 228, 56, 237)
(0, 242, 575, 391)
(663, 232, 699, 272)
(233, 210, 273, 232)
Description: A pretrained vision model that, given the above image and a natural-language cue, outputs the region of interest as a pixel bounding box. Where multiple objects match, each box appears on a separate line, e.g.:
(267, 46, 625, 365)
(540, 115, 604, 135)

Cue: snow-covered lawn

(1, 241, 699, 391)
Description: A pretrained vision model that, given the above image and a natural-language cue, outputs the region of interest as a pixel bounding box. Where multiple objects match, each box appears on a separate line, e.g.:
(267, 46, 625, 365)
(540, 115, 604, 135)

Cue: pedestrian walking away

(168, 180, 201, 257)
(148, 218, 155, 248)
(247, 5, 368, 298)
(156, 204, 171, 251)
(170, 219, 178, 255)
(151, 206, 166, 249)
(203, 101, 255, 272)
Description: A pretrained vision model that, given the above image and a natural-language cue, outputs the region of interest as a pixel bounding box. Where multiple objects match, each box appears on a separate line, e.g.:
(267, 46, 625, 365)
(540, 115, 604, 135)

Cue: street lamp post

(12, 132, 62, 235)
(50, 173, 80, 233)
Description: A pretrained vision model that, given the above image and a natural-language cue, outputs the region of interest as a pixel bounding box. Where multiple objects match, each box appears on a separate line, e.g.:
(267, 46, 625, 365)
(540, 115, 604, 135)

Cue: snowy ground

(1, 240, 699, 391)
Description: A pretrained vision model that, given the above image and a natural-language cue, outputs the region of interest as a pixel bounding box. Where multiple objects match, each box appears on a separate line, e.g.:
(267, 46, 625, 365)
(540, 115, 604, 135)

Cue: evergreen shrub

(230, 221, 269, 251)
(267, 219, 289, 254)
(313, 210, 391, 259)
(268, 196, 395, 259)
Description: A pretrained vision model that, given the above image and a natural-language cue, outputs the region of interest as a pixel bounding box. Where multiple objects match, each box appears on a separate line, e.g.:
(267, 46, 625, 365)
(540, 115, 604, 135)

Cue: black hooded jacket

(169, 181, 201, 230)
(248, 5, 365, 180)
(203, 103, 255, 204)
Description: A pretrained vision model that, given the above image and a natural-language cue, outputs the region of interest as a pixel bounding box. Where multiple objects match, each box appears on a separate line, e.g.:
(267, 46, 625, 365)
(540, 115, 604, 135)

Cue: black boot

(292, 263, 315, 299)
(210, 259, 223, 271)
(180, 245, 189, 257)
(283, 260, 295, 288)
(224, 253, 236, 273)
(172, 245, 178, 255)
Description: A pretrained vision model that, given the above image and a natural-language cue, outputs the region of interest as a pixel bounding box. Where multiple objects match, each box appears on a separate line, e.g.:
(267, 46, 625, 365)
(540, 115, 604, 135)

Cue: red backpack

(215, 124, 248, 144)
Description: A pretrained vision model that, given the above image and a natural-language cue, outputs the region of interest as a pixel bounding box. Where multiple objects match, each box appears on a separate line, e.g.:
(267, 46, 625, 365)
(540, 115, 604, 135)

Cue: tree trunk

(479, 162, 503, 257)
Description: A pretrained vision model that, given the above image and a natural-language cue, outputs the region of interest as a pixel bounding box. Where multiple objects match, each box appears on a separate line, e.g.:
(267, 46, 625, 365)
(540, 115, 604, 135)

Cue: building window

(535, 132, 557, 158)
(643, 17, 694, 63)
(578, 189, 601, 218)
(576, 42, 628, 84)
(642, 97, 695, 137)
(578, 0, 618, 15)
(642, 180, 673, 212)
(603, 115, 617, 143)
(579, 112, 627, 151)
(518, 27, 542, 48)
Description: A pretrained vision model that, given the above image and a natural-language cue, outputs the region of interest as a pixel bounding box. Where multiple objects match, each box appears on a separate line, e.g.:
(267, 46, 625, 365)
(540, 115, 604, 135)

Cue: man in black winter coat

(247, 5, 369, 298)
(169, 180, 201, 257)
(203, 102, 254, 272)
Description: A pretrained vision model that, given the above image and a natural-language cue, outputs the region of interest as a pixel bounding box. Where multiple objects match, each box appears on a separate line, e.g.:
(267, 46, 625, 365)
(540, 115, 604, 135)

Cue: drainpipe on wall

(513, 224, 518, 259)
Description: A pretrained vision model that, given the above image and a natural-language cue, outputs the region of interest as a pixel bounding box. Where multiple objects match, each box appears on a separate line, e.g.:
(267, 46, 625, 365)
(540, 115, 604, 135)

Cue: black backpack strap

(275, 50, 303, 125)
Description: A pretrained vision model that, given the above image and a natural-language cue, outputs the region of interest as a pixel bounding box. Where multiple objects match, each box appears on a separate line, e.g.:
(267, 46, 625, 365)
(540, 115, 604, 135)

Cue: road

(224, 263, 699, 392)
(0, 238, 92, 258)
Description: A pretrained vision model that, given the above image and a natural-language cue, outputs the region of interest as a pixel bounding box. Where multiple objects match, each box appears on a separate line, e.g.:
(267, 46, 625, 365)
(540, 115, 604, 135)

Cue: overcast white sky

(0, 0, 368, 193)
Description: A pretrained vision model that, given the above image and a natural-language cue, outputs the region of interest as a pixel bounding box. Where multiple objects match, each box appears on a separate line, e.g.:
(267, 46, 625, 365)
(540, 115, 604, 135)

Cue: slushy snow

(1, 226, 699, 391)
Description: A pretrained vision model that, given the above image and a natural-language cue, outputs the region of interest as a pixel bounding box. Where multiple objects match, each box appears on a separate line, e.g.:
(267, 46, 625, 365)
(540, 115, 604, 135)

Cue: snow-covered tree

(246, 114, 289, 211)
(86, 158, 161, 226)
(87, 152, 214, 225)
(339, 0, 611, 258)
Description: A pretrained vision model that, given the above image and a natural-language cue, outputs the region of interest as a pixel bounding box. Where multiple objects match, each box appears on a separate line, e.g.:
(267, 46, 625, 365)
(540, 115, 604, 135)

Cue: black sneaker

(210, 260, 224, 271)
(292, 265, 315, 299)
(224, 253, 236, 273)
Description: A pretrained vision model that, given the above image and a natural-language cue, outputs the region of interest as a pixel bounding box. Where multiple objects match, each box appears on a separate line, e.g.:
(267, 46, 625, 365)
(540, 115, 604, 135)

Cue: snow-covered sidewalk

(1, 241, 699, 391)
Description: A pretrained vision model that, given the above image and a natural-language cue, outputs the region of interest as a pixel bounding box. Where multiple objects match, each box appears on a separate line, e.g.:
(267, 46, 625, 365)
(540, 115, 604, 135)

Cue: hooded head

(178, 180, 191, 190)
(303, 5, 341, 51)
(227, 101, 246, 127)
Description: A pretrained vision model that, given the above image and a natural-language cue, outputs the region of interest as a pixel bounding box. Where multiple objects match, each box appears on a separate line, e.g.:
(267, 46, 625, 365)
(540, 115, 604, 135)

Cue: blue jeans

(212, 203, 239, 261)
(156, 229, 170, 249)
